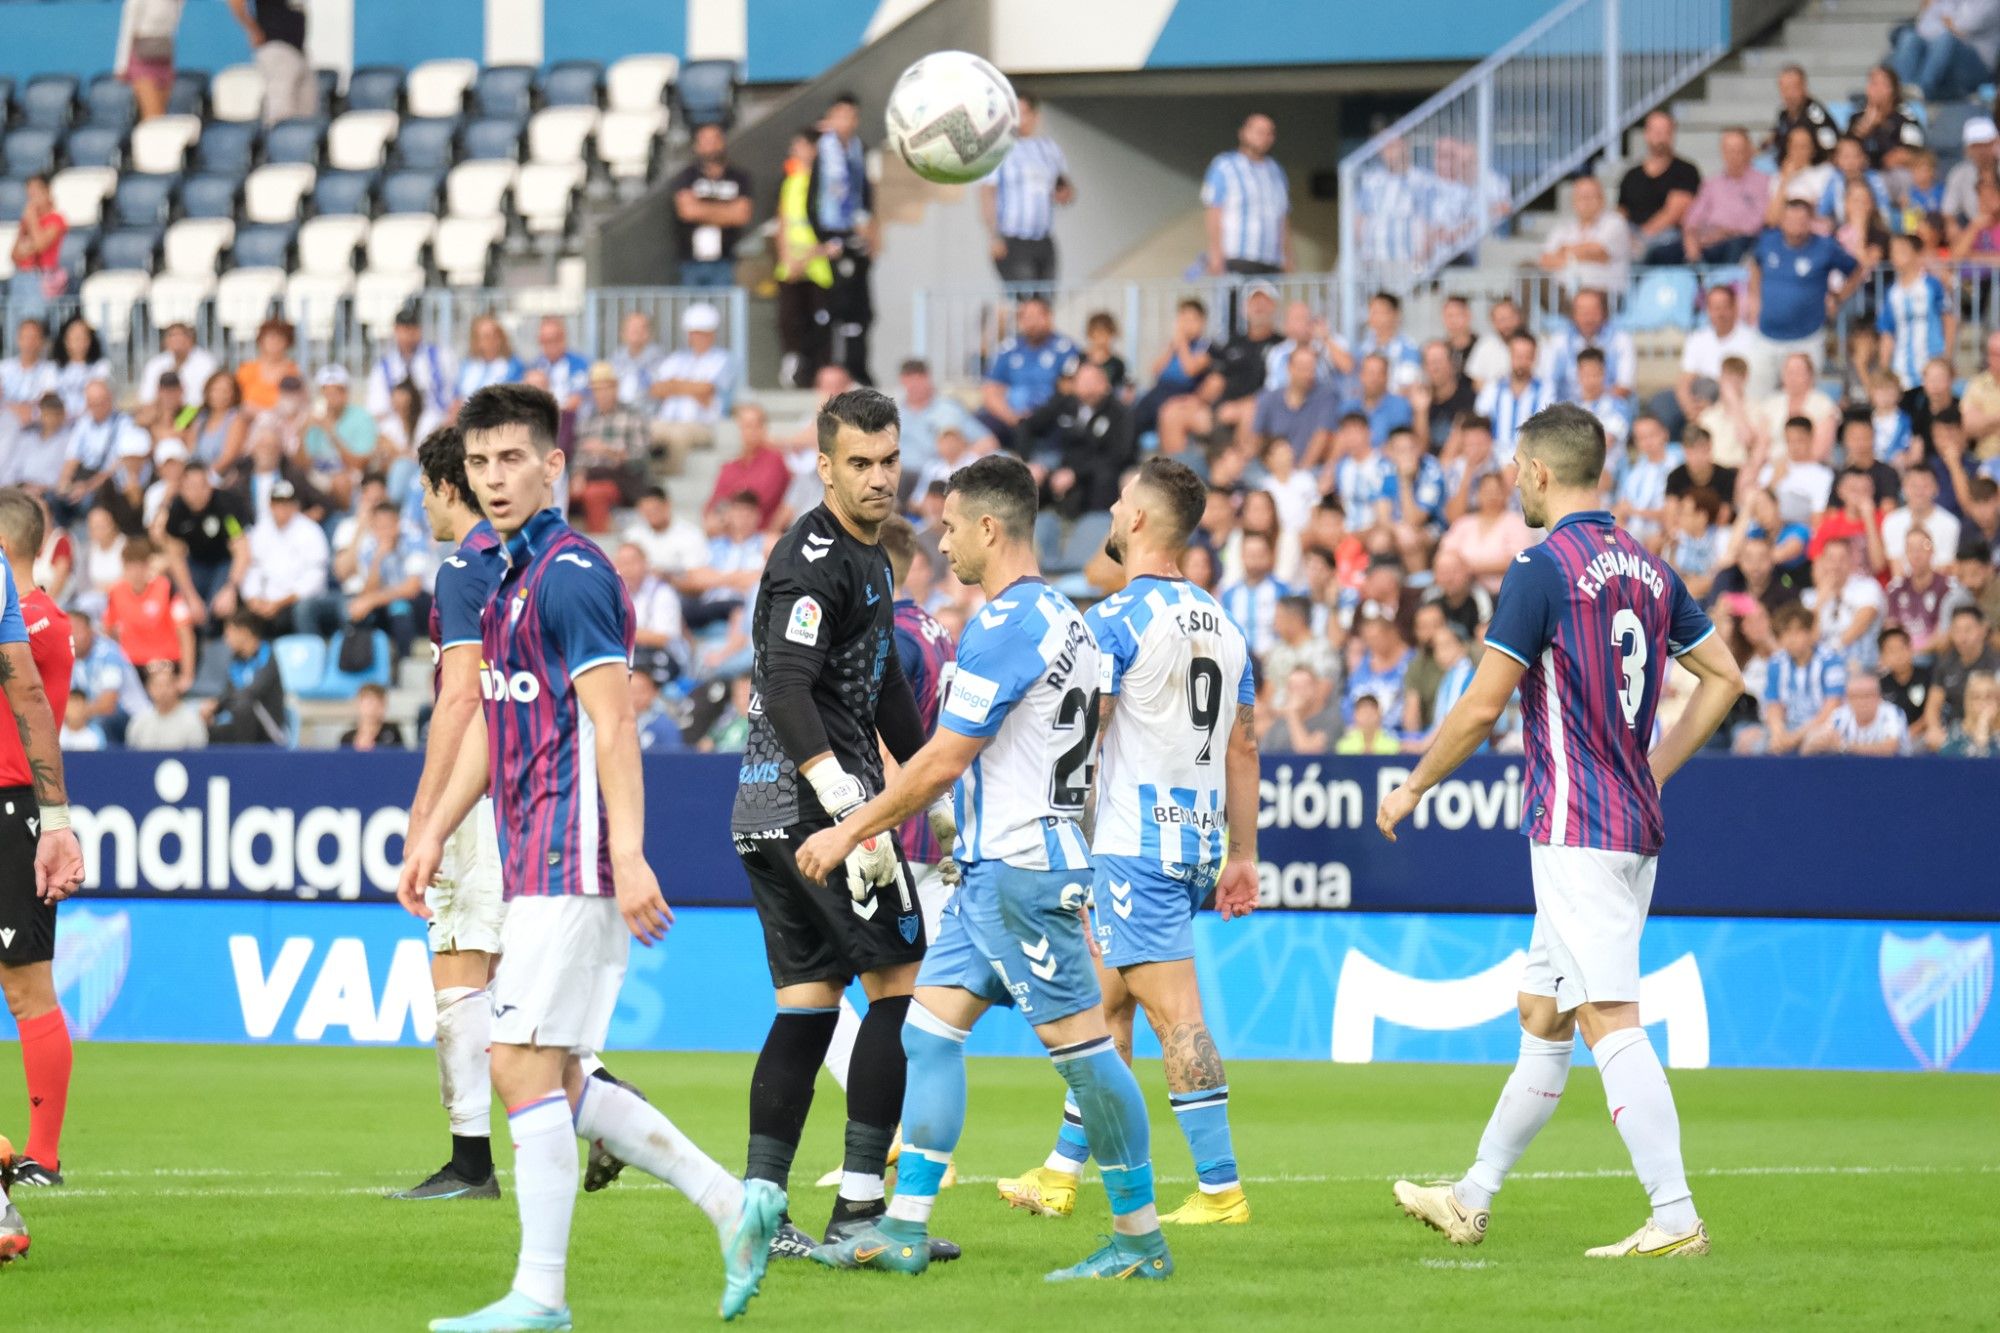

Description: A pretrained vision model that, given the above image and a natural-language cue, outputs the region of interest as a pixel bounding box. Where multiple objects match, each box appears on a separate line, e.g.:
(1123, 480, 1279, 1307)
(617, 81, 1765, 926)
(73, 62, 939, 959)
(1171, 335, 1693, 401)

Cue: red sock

(19, 1008, 71, 1169)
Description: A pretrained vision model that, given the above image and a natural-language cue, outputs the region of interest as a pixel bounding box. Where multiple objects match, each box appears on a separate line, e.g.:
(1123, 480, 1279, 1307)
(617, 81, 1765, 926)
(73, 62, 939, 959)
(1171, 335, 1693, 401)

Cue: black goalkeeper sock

(745, 1005, 840, 1187)
(588, 1064, 621, 1085)
(451, 1133, 493, 1181)
(840, 993, 911, 1192)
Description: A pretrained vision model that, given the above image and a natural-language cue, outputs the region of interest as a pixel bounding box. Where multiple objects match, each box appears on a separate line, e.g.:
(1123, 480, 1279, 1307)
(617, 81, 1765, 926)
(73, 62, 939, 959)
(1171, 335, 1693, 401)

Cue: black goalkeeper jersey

(729, 504, 924, 834)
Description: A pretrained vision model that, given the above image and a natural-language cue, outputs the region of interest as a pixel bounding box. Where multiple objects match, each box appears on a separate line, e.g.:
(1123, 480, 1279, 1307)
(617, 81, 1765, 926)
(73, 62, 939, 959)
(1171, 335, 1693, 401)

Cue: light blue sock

(1052, 1036, 1160, 1245)
(1046, 1097, 1090, 1173)
(1170, 1086, 1239, 1190)
(885, 1002, 968, 1226)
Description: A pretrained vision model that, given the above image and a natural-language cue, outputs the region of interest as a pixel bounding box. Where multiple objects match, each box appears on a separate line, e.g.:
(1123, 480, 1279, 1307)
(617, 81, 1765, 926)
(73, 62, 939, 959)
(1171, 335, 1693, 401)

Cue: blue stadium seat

(312, 168, 378, 217)
(541, 60, 602, 109)
(231, 222, 296, 269)
(474, 65, 536, 121)
(97, 225, 163, 273)
(0, 78, 14, 127)
(1623, 267, 1700, 333)
(169, 70, 209, 118)
(194, 121, 260, 176)
(65, 124, 124, 170)
(393, 116, 459, 171)
(0, 179, 23, 222)
(2, 127, 60, 179)
(180, 172, 242, 220)
(296, 630, 391, 699)
(58, 224, 98, 273)
(20, 74, 78, 131)
(675, 59, 737, 129)
(83, 75, 136, 133)
(313, 68, 339, 113)
(461, 117, 522, 162)
(379, 168, 443, 214)
(272, 635, 328, 693)
(263, 116, 328, 166)
(110, 172, 179, 229)
(345, 65, 404, 113)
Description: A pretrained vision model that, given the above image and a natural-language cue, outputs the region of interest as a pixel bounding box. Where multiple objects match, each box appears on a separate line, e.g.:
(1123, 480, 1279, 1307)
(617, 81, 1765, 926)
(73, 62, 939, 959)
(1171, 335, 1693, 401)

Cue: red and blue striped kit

(892, 597, 957, 865)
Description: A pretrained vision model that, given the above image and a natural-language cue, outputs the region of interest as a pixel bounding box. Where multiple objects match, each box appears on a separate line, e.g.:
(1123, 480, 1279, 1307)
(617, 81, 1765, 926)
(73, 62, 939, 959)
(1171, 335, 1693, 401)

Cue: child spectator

(102, 536, 194, 688)
(1666, 486, 1730, 601)
(126, 663, 209, 750)
(1759, 602, 1848, 753)
(1877, 231, 1955, 392)
(1334, 692, 1400, 755)
(58, 688, 106, 751)
(339, 683, 406, 750)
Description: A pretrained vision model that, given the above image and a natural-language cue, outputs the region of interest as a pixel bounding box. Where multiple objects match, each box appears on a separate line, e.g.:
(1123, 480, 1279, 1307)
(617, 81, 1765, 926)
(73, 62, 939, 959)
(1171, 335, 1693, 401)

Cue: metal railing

(1335, 0, 1731, 334)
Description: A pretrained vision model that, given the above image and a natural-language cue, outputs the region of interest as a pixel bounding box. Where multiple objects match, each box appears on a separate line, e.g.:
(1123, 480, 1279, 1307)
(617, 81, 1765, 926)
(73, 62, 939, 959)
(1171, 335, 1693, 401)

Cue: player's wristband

(803, 760, 867, 822)
(39, 803, 71, 832)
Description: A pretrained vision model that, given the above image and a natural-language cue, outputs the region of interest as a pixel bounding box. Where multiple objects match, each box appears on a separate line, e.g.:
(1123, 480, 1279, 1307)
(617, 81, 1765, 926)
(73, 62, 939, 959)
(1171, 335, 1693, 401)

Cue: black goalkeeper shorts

(734, 821, 927, 988)
(0, 786, 54, 965)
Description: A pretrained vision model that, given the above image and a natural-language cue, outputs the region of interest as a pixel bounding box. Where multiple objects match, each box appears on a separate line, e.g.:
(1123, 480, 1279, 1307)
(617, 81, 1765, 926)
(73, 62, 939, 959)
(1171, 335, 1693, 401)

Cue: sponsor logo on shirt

(786, 596, 822, 646)
(943, 668, 999, 725)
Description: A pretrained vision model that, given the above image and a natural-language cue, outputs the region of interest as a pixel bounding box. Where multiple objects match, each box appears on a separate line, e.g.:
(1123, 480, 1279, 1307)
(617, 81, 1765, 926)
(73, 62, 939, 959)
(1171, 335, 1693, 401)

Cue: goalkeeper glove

(804, 758, 899, 902)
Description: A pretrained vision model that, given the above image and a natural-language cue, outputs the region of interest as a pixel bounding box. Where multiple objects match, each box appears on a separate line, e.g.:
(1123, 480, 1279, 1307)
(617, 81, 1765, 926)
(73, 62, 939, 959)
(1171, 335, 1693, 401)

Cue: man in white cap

(305, 363, 380, 509)
(1944, 116, 1999, 227)
(648, 302, 739, 471)
(143, 439, 191, 531)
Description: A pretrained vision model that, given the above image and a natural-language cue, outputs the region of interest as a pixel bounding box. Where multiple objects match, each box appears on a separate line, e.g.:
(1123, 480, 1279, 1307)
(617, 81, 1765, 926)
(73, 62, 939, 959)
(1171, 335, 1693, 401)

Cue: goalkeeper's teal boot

(428, 1291, 572, 1332)
(720, 1178, 786, 1320)
(809, 1217, 932, 1275)
(1045, 1233, 1174, 1282)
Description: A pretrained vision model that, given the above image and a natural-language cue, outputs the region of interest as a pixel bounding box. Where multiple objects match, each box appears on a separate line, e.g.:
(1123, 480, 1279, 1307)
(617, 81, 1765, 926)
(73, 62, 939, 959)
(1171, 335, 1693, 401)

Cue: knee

(1516, 995, 1575, 1043)
(0, 967, 53, 1022)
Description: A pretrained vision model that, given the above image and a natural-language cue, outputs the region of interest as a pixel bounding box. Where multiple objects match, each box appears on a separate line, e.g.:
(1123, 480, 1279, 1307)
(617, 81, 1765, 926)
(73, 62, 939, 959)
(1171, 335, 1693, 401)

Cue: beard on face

(1104, 526, 1126, 565)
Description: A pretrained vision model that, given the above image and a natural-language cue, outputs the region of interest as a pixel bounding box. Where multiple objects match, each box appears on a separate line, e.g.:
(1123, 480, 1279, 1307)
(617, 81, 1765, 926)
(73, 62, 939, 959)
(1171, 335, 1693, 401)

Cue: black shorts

(734, 821, 927, 988)
(0, 786, 53, 965)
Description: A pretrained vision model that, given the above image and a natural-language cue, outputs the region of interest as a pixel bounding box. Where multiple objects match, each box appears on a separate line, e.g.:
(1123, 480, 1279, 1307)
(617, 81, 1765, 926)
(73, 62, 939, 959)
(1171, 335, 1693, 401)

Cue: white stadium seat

(284, 272, 353, 340)
(354, 269, 425, 337)
(215, 267, 288, 341)
(435, 214, 504, 286)
(596, 111, 661, 184)
(605, 54, 677, 114)
(210, 64, 266, 123)
(516, 161, 584, 235)
(365, 215, 436, 274)
(526, 106, 598, 166)
(49, 167, 118, 227)
(406, 59, 478, 119)
(129, 115, 203, 174)
(162, 218, 236, 279)
(444, 160, 516, 221)
(78, 271, 152, 343)
(296, 215, 369, 279)
(243, 163, 317, 225)
(326, 110, 401, 172)
(148, 273, 216, 327)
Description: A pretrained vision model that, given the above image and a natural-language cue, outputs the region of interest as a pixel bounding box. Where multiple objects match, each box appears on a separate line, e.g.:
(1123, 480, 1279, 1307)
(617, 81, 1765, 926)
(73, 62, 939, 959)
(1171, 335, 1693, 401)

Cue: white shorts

(908, 860, 957, 944)
(489, 895, 628, 1054)
(1520, 842, 1657, 1012)
(428, 796, 505, 955)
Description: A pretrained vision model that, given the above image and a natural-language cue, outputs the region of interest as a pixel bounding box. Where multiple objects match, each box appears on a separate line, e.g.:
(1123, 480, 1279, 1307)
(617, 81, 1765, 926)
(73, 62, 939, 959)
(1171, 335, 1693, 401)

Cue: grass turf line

(2, 1045, 1995, 1330)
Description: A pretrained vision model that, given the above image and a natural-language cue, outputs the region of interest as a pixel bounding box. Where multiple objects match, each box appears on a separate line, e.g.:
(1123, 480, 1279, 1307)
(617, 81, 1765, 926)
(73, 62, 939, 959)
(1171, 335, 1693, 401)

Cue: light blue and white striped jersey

(1873, 408, 1914, 462)
(1817, 170, 1893, 226)
(814, 130, 867, 233)
(1332, 452, 1385, 527)
(1764, 647, 1848, 731)
(1356, 329, 1423, 383)
(1353, 164, 1437, 265)
(1538, 324, 1637, 400)
(1430, 655, 1475, 729)
(1475, 375, 1556, 463)
(1876, 272, 1951, 390)
(1087, 577, 1254, 870)
(1216, 573, 1294, 655)
(939, 578, 1098, 871)
(1577, 391, 1632, 451)
(1830, 700, 1907, 752)
(1377, 453, 1449, 527)
(1200, 150, 1289, 266)
(1615, 445, 1685, 540)
(991, 134, 1067, 240)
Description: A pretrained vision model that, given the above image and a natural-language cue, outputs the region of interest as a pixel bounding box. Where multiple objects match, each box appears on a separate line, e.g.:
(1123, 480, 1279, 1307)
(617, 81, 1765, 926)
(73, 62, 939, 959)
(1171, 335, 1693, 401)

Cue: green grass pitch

(2, 1045, 1995, 1330)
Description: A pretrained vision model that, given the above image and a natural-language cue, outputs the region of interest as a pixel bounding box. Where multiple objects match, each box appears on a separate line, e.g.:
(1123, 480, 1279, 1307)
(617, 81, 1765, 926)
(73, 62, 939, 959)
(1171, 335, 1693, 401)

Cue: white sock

(1593, 1027, 1698, 1233)
(885, 1149, 951, 1224)
(823, 996, 862, 1090)
(507, 1094, 577, 1311)
(573, 1078, 744, 1232)
(435, 988, 492, 1138)
(1111, 1203, 1159, 1236)
(840, 1170, 885, 1203)
(1457, 1027, 1573, 1211)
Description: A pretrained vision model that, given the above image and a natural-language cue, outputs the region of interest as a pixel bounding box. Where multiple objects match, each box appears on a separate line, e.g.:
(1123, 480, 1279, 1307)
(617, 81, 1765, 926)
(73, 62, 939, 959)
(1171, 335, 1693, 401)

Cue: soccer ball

(885, 50, 1019, 185)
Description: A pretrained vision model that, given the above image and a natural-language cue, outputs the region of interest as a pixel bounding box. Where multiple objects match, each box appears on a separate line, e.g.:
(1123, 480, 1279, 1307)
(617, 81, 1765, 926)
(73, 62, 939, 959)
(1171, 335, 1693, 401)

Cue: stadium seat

(297, 630, 391, 699)
(473, 65, 537, 122)
(344, 65, 404, 114)
(271, 635, 328, 693)
(405, 59, 477, 120)
(1623, 267, 1700, 333)
(214, 266, 287, 340)
(210, 64, 264, 122)
(435, 214, 503, 286)
(673, 59, 737, 129)
(354, 269, 424, 337)
(48, 166, 117, 227)
(606, 55, 676, 116)
(461, 118, 521, 163)
(77, 269, 151, 341)
(540, 60, 603, 109)
(169, 69, 209, 118)
(162, 217, 236, 277)
(296, 214, 367, 277)
(393, 116, 460, 171)
(0, 180, 22, 222)
(517, 160, 583, 237)
(527, 106, 598, 166)
(83, 75, 136, 133)
(231, 221, 297, 270)
(129, 114, 203, 174)
(149, 272, 216, 326)
(110, 172, 178, 229)
(379, 168, 443, 215)
(97, 225, 163, 273)
(284, 271, 351, 340)
(243, 163, 316, 225)
(313, 68, 340, 113)
(264, 115, 328, 166)
(193, 121, 260, 176)
(365, 214, 435, 274)
(58, 224, 97, 274)
(179, 172, 242, 220)
(311, 168, 378, 217)
(20, 74, 79, 131)
(444, 159, 515, 219)
(326, 110, 398, 171)
(597, 112, 661, 189)
(65, 124, 124, 169)
(2, 128, 60, 180)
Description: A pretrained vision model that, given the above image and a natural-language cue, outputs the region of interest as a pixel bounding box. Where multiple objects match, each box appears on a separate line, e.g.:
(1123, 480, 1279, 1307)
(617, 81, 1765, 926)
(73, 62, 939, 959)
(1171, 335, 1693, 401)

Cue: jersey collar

(462, 518, 501, 554)
(503, 507, 567, 565)
(1552, 509, 1614, 533)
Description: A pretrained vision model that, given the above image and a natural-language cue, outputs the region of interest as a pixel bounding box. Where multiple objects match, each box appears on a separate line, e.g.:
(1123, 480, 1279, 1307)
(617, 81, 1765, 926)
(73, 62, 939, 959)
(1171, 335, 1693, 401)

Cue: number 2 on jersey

(1050, 686, 1100, 811)
(1612, 607, 1647, 730)
(1187, 655, 1222, 763)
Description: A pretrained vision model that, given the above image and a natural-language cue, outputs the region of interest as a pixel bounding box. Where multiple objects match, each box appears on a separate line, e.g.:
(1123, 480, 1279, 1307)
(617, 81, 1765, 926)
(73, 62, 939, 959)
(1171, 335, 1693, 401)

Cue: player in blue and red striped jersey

(400, 385, 781, 1331)
(1377, 403, 1746, 1261)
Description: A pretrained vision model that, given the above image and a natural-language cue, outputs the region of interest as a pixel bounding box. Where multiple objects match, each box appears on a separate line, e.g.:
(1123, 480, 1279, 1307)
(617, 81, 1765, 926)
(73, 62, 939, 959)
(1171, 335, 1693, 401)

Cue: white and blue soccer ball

(885, 50, 1019, 186)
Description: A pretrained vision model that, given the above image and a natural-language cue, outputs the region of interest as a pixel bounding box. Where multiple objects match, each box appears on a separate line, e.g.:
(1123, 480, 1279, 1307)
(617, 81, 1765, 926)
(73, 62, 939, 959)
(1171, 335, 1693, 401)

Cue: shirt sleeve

(1087, 605, 1138, 697)
(435, 556, 488, 649)
(1200, 156, 1226, 207)
(1821, 655, 1848, 698)
(1665, 567, 1715, 656)
(753, 548, 846, 766)
(540, 560, 631, 680)
(1235, 651, 1256, 706)
(939, 616, 1040, 740)
(1482, 549, 1561, 667)
(0, 564, 24, 646)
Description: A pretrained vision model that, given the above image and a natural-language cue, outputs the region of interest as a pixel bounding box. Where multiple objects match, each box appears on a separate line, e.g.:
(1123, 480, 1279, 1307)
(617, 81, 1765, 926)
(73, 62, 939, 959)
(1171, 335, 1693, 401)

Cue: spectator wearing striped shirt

(1217, 528, 1294, 654)
(1352, 136, 1434, 272)
(1202, 114, 1292, 277)
(1474, 330, 1555, 465)
(1569, 347, 1632, 459)
(1354, 291, 1422, 390)
(1802, 671, 1907, 754)
(1877, 232, 1958, 392)
(808, 93, 877, 383)
(1538, 287, 1635, 402)
(1759, 601, 1848, 753)
(981, 95, 1071, 287)
(1614, 414, 1684, 550)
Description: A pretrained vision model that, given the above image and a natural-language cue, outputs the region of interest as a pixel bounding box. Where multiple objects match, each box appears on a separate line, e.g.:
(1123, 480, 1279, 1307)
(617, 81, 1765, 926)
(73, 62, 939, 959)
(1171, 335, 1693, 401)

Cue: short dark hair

(227, 608, 272, 640)
(1773, 603, 1814, 635)
(1576, 347, 1605, 368)
(946, 454, 1038, 541)
(1516, 402, 1606, 487)
(1177, 297, 1207, 317)
(1952, 603, 1988, 625)
(1369, 291, 1402, 312)
(879, 514, 919, 584)
(1878, 624, 1911, 650)
(897, 357, 929, 377)
(830, 91, 859, 109)
(1276, 593, 1313, 622)
(1508, 329, 1538, 350)
(416, 426, 480, 516)
(816, 385, 901, 455)
(0, 487, 45, 561)
(640, 484, 668, 502)
(1339, 411, 1371, 430)
(460, 383, 560, 455)
(1784, 415, 1814, 435)
(1135, 456, 1206, 548)
(1686, 486, 1724, 524)
(1461, 414, 1493, 435)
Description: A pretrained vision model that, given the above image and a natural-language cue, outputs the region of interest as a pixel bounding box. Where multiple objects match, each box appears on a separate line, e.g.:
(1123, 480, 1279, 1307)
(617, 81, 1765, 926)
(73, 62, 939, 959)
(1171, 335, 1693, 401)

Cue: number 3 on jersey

(1612, 607, 1647, 730)
(1049, 686, 1099, 810)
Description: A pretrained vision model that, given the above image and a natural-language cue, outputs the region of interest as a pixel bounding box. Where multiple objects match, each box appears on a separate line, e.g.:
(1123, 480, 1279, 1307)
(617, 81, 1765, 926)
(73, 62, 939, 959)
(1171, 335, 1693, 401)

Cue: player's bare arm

(1378, 648, 1526, 842)
(398, 707, 491, 919)
(795, 728, 984, 885)
(1217, 701, 1260, 919)
(405, 642, 483, 853)
(573, 661, 673, 945)
(0, 641, 81, 902)
(1649, 633, 1745, 788)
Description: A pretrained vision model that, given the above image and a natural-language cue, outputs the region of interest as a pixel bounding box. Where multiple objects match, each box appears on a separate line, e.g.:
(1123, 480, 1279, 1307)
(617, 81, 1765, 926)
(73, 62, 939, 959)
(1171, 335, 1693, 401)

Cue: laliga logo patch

(51, 907, 132, 1039)
(1879, 931, 1993, 1071)
(786, 596, 822, 646)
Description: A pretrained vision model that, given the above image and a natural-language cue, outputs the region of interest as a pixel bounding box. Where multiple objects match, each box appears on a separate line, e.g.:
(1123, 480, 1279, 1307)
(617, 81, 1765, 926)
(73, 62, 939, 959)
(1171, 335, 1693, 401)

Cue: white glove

(805, 759, 899, 902)
(925, 793, 958, 853)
